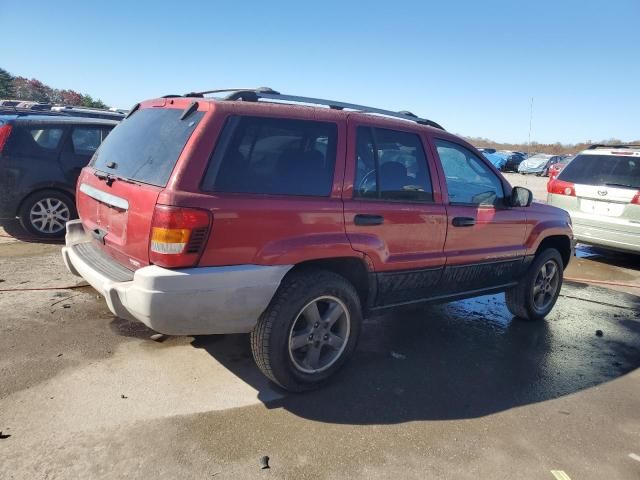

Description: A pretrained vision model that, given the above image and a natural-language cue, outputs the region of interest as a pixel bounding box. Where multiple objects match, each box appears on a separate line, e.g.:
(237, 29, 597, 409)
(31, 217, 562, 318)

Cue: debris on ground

(390, 351, 407, 360)
(0, 432, 10, 439)
(63, 304, 71, 309)
(150, 333, 166, 342)
(260, 456, 270, 469)
(596, 330, 604, 337)
(57, 353, 63, 357)
(120, 394, 128, 399)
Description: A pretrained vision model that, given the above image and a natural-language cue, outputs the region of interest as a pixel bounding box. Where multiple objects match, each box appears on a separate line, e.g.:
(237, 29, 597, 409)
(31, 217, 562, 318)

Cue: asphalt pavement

(1, 192, 639, 479)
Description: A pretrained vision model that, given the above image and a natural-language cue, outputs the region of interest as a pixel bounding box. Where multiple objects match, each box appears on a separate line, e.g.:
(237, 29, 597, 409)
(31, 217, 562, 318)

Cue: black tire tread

(250, 269, 360, 391)
(506, 248, 563, 321)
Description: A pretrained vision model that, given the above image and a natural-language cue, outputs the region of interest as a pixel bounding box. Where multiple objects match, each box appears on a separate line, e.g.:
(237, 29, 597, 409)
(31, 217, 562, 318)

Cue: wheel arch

(535, 235, 572, 267)
(287, 256, 372, 307)
(16, 186, 76, 216)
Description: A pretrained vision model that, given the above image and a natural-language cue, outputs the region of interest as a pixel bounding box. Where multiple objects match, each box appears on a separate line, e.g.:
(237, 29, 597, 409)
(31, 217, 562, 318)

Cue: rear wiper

(604, 182, 638, 189)
(94, 170, 116, 186)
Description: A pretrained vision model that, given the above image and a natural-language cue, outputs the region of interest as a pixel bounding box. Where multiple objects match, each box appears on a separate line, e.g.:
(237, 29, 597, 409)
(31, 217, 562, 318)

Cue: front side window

(203, 116, 338, 196)
(435, 139, 504, 206)
(29, 128, 64, 150)
(354, 126, 433, 202)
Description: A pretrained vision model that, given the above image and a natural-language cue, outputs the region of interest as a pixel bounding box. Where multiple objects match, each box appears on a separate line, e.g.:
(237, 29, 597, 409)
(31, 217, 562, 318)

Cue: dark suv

(0, 115, 117, 237)
(62, 88, 573, 391)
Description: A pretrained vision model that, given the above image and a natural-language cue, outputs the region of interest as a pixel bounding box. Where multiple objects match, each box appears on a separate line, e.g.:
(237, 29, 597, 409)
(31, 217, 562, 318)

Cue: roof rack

(587, 144, 640, 150)
(178, 87, 444, 130)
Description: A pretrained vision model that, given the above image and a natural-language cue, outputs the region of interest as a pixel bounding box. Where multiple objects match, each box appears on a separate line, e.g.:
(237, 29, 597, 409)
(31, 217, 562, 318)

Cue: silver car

(518, 154, 562, 176)
(547, 145, 640, 254)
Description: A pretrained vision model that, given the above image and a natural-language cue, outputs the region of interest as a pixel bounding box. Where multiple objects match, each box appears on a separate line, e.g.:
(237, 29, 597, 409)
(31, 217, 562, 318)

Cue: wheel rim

(288, 295, 351, 374)
(532, 260, 560, 311)
(29, 198, 70, 234)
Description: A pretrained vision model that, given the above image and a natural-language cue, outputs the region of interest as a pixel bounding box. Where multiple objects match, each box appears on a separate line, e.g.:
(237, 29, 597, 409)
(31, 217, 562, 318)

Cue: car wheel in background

(18, 189, 76, 238)
(505, 248, 563, 321)
(251, 269, 362, 392)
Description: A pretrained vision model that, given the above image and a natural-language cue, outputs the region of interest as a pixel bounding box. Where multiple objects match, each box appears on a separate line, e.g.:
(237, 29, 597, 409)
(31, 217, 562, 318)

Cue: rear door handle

(452, 217, 476, 227)
(354, 214, 384, 226)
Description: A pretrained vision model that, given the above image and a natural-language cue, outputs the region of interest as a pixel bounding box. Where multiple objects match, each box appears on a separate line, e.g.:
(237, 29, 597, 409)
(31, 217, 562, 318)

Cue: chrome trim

(79, 183, 129, 210)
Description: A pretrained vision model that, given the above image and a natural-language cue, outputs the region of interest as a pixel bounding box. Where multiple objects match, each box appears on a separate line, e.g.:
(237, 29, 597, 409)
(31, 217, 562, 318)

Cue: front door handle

(354, 214, 384, 226)
(452, 217, 476, 227)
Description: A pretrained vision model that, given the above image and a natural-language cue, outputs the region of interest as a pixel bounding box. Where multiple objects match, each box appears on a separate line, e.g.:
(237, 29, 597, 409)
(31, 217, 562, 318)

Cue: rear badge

(597, 189, 608, 196)
(129, 258, 141, 268)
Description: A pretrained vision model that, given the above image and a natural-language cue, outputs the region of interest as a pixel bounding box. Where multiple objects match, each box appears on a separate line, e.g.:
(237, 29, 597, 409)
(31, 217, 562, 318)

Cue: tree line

(0, 67, 108, 109)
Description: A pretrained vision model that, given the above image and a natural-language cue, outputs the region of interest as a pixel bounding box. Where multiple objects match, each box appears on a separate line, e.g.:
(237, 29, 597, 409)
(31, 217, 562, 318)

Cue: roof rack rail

(587, 144, 640, 149)
(179, 87, 444, 130)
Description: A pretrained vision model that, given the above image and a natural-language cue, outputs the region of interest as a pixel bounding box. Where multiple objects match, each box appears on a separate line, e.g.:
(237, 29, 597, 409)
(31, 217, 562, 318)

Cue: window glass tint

(435, 139, 504, 205)
(92, 108, 203, 187)
(354, 127, 433, 201)
(72, 127, 107, 155)
(203, 116, 338, 196)
(29, 128, 63, 150)
(558, 154, 640, 188)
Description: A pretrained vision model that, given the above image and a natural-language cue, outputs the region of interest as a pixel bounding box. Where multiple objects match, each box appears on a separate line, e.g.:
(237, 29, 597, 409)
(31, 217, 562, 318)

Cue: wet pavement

(1, 221, 639, 479)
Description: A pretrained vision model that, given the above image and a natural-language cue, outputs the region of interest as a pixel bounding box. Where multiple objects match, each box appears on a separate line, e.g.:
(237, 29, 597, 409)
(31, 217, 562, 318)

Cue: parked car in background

(51, 106, 125, 121)
(547, 144, 640, 254)
(500, 151, 526, 172)
(0, 115, 117, 237)
(518, 154, 562, 176)
(548, 155, 574, 181)
(478, 147, 497, 154)
(484, 152, 507, 170)
(62, 88, 573, 391)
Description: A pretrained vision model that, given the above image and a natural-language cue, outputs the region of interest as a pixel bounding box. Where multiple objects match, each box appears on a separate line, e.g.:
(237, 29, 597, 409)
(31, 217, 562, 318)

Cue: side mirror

(510, 186, 533, 207)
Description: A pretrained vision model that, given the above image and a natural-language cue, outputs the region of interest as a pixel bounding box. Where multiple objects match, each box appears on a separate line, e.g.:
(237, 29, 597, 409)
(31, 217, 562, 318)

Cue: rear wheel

(18, 190, 76, 238)
(506, 248, 563, 321)
(250, 269, 362, 391)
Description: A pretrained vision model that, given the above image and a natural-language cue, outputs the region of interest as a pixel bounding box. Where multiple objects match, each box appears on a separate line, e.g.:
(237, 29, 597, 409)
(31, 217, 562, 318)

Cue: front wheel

(506, 248, 563, 321)
(250, 269, 362, 391)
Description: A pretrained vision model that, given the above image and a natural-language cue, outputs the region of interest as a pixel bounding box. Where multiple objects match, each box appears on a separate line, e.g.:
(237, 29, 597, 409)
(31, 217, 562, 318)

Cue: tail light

(548, 179, 575, 196)
(632, 192, 640, 205)
(0, 125, 12, 153)
(149, 205, 211, 268)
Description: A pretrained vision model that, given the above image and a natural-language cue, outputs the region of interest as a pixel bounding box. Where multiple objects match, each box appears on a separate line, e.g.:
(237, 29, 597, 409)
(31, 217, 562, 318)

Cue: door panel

(343, 119, 447, 306)
(432, 138, 527, 292)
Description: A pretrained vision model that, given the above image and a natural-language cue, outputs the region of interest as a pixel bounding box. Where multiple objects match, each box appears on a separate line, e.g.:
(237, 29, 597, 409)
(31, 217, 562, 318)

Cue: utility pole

(527, 97, 534, 157)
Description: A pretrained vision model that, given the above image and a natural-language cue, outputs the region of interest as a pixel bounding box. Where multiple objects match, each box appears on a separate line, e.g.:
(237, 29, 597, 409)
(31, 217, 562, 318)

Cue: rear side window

(558, 154, 640, 188)
(72, 127, 111, 155)
(30, 128, 64, 150)
(354, 126, 433, 201)
(202, 116, 338, 196)
(92, 108, 204, 187)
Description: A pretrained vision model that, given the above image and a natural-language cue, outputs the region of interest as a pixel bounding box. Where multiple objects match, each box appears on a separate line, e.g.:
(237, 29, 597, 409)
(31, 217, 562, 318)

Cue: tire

(18, 190, 76, 238)
(250, 269, 362, 392)
(505, 248, 563, 321)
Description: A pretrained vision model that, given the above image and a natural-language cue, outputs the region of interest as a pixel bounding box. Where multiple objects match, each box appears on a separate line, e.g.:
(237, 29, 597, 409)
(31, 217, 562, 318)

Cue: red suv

(62, 88, 573, 391)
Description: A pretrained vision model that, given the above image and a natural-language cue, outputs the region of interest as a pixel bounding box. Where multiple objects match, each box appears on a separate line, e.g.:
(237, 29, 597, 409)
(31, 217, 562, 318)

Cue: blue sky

(2, 0, 639, 144)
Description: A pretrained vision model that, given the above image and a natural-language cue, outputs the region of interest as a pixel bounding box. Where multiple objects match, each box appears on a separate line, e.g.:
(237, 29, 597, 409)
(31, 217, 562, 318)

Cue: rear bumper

(62, 220, 292, 335)
(573, 222, 640, 254)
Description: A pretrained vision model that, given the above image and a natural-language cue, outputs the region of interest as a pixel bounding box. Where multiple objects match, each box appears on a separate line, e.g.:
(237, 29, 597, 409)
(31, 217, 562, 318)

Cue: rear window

(91, 108, 204, 187)
(202, 116, 338, 196)
(558, 154, 640, 188)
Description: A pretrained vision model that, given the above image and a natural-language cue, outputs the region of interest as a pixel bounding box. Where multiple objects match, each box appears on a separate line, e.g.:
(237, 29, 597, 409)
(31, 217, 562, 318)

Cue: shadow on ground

(191, 283, 640, 425)
(0, 219, 64, 244)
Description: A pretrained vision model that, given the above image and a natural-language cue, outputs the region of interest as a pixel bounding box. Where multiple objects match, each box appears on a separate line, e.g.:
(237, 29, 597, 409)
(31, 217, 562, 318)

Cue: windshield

(91, 107, 204, 187)
(558, 154, 640, 188)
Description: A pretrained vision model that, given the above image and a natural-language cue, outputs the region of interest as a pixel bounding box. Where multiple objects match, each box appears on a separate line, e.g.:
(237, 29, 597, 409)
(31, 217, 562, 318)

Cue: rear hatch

(553, 151, 640, 232)
(76, 102, 206, 270)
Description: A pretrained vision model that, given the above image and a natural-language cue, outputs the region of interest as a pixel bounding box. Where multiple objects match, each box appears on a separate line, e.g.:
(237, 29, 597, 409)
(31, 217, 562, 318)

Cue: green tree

(0, 67, 15, 98)
(81, 94, 108, 109)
